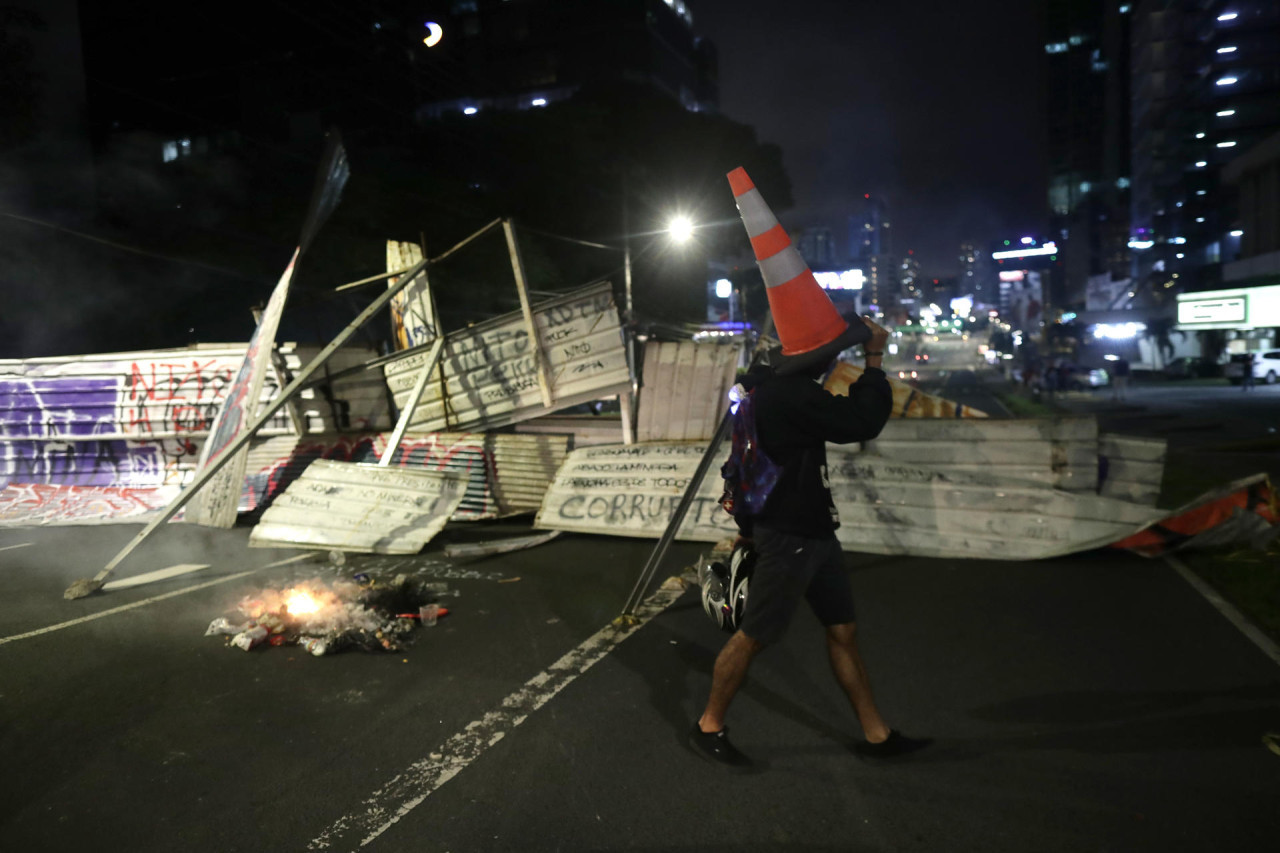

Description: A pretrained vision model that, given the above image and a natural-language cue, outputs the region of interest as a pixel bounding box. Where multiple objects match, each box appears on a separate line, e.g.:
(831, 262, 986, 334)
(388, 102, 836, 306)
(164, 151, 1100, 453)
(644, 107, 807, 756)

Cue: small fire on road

(206, 576, 447, 656)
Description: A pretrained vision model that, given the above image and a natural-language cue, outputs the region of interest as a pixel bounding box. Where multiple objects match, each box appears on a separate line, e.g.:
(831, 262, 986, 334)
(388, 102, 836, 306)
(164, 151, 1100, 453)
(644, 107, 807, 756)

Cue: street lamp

(622, 214, 698, 329)
(668, 216, 695, 244)
(620, 214, 698, 434)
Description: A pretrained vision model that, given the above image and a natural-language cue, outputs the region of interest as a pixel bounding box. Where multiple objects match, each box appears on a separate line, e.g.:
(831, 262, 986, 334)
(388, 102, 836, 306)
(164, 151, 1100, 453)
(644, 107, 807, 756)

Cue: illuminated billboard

(813, 269, 864, 290)
(1177, 284, 1280, 330)
(1178, 297, 1246, 325)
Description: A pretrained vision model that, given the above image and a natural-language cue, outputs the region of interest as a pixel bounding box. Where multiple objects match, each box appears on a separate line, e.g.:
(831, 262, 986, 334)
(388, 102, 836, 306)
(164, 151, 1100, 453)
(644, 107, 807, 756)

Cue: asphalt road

(1041, 378, 1280, 508)
(2, 517, 1278, 852)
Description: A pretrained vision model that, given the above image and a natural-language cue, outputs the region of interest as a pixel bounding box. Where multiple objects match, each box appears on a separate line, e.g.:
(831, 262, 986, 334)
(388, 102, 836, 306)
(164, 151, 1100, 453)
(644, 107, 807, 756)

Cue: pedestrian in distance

(1111, 356, 1131, 401)
(1242, 352, 1257, 391)
(688, 167, 933, 772)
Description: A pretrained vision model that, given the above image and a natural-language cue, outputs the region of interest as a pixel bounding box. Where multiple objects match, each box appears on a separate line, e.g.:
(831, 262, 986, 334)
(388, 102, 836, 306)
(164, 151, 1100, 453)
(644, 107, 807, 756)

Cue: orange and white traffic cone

(727, 167, 869, 374)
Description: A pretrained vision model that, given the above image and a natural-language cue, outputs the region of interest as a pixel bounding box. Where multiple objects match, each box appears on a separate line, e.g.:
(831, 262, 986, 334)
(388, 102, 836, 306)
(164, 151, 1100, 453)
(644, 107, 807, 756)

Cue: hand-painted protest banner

(534, 442, 735, 542)
(249, 460, 465, 554)
(184, 251, 300, 528)
(384, 281, 631, 433)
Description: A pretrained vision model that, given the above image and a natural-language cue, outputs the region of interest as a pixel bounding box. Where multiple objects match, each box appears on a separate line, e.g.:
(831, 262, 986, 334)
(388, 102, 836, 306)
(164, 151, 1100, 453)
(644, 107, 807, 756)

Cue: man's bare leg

(825, 622, 891, 743)
(697, 630, 763, 733)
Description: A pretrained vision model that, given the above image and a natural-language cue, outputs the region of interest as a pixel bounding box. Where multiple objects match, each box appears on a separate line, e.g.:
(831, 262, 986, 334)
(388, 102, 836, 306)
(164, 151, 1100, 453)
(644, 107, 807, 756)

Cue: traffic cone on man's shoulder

(727, 167, 869, 374)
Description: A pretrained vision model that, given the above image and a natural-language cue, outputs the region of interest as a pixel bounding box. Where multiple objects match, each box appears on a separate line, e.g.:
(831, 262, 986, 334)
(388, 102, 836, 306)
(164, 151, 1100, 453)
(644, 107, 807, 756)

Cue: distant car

(1163, 356, 1221, 379)
(1080, 367, 1110, 389)
(1224, 350, 1280, 385)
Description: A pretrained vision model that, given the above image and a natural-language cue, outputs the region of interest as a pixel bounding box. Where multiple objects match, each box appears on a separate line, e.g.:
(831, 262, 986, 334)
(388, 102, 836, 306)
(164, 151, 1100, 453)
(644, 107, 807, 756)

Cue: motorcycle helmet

(698, 540, 755, 633)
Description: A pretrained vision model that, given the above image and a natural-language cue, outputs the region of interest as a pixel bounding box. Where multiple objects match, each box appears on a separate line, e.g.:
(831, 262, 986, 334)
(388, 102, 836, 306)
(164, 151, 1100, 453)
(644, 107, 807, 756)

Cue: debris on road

(442, 530, 561, 559)
(205, 575, 448, 655)
(1111, 473, 1278, 557)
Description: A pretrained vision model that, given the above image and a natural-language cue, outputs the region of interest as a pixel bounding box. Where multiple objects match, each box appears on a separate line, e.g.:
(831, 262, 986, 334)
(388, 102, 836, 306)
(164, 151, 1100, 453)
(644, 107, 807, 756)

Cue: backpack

(719, 385, 781, 519)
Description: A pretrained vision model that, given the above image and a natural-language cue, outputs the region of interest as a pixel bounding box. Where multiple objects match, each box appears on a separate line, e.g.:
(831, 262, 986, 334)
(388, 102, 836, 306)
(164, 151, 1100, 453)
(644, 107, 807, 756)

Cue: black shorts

(738, 525, 856, 646)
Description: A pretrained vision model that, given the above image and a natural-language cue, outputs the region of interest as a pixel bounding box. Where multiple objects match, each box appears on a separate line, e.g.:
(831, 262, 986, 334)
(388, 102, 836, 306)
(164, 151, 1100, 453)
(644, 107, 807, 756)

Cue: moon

(423, 21, 443, 47)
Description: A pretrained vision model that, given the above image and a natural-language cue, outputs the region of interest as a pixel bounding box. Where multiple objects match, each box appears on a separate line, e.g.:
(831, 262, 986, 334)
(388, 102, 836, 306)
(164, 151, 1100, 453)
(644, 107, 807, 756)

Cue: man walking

(1242, 352, 1257, 391)
(688, 168, 932, 770)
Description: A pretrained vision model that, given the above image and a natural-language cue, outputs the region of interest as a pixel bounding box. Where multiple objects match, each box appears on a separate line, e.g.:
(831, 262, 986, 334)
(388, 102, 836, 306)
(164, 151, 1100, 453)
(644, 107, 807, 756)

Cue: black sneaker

(687, 724, 754, 771)
(852, 730, 933, 760)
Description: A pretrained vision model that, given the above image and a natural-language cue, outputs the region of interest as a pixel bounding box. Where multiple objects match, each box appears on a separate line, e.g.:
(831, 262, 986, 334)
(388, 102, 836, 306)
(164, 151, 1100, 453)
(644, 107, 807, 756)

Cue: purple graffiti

(0, 377, 161, 487)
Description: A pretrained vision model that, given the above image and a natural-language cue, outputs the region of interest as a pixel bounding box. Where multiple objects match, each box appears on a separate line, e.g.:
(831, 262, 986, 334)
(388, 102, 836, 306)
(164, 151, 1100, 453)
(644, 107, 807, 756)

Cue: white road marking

(102, 563, 210, 590)
(307, 582, 688, 850)
(0, 542, 33, 553)
(0, 554, 313, 647)
(1166, 554, 1280, 667)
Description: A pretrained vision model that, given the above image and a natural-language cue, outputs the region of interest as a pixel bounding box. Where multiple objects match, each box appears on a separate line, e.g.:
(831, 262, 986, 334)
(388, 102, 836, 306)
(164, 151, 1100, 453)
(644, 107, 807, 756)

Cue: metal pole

(504, 219, 555, 409)
(82, 219, 503, 591)
(620, 410, 732, 617)
(619, 315, 776, 617)
(334, 266, 415, 293)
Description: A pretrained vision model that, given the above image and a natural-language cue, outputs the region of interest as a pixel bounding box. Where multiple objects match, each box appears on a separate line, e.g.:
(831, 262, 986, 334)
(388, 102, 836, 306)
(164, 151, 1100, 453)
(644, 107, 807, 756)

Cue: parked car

(1224, 350, 1280, 385)
(1038, 363, 1109, 392)
(1163, 356, 1222, 379)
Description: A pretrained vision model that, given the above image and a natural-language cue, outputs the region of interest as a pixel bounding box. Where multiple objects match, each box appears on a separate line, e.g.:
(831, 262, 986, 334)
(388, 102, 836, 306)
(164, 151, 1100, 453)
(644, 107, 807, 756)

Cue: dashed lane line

(0, 554, 313, 647)
(0, 542, 34, 553)
(307, 581, 688, 851)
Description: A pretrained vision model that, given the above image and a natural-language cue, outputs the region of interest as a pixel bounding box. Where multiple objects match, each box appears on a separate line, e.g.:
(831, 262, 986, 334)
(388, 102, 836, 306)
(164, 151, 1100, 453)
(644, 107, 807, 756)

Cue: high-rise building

(957, 242, 995, 304)
(1045, 0, 1131, 313)
(796, 226, 838, 269)
(1130, 1, 1280, 299)
(849, 195, 893, 310)
(899, 254, 921, 301)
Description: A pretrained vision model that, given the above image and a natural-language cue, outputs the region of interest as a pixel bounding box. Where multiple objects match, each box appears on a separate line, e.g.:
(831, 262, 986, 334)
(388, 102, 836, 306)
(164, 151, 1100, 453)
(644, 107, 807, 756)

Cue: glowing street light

(667, 216, 695, 243)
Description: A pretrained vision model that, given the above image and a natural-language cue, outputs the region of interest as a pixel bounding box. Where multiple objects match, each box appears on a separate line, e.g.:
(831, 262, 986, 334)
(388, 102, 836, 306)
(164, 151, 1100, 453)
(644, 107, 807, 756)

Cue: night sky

(694, 0, 1049, 278)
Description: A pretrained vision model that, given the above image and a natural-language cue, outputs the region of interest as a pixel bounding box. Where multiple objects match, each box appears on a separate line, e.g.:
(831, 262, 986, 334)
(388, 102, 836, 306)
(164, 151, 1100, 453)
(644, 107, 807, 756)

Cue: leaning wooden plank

(102, 564, 210, 590)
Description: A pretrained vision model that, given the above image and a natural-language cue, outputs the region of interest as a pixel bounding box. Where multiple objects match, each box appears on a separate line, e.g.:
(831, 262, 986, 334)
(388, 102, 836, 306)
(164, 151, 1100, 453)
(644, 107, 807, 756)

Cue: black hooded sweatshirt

(742, 364, 893, 538)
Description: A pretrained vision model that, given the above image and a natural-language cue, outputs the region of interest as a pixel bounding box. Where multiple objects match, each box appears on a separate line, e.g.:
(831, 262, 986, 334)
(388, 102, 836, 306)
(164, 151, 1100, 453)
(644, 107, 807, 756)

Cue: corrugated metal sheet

(0, 343, 391, 525)
(535, 437, 1165, 560)
(1099, 434, 1167, 506)
(636, 341, 740, 441)
(862, 417, 1099, 492)
(240, 430, 569, 521)
(384, 433, 496, 519)
(383, 281, 630, 433)
(534, 442, 734, 542)
(513, 414, 626, 447)
(482, 432, 571, 514)
(248, 460, 465, 553)
(824, 449, 1160, 560)
(0, 482, 178, 527)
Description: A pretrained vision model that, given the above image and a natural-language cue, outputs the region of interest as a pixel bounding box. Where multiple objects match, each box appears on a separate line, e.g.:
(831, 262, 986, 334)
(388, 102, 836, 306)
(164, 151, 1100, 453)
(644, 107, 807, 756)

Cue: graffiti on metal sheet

(385, 283, 626, 432)
(0, 357, 289, 442)
(0, 482, 175, 526)
(0, 438, 200, 488)
(123, 359, 236, 434)
(536, 441, 735, 540)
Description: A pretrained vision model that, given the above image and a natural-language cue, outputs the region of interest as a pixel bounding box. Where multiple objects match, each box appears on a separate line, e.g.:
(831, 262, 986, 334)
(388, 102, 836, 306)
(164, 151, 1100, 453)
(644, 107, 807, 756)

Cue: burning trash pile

(205, 575, 449, 655)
